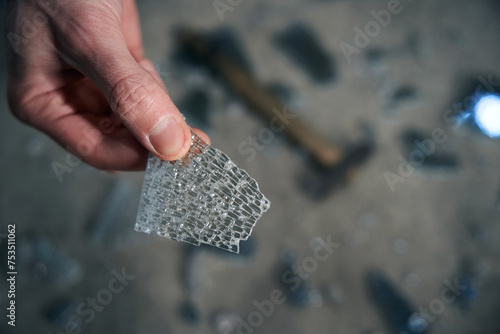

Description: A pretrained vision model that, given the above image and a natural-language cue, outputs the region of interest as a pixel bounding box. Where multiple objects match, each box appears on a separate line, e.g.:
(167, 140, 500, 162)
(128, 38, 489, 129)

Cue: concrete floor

(1, 0, 500, 333)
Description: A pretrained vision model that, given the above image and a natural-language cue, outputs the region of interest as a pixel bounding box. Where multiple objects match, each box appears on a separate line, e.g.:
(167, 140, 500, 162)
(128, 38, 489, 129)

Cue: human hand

(6, 0, 209, 170)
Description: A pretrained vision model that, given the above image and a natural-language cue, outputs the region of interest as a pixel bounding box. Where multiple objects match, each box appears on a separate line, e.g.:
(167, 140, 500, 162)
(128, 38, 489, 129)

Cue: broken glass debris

(135, 131, 271, 253)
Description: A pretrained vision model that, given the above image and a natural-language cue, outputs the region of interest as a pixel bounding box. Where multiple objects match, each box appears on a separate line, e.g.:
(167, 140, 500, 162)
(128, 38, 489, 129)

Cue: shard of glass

(134, 130, 271, 253)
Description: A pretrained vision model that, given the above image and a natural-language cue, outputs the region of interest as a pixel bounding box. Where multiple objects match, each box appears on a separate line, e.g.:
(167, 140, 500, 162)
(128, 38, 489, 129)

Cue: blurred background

(1, 0, 500, 333)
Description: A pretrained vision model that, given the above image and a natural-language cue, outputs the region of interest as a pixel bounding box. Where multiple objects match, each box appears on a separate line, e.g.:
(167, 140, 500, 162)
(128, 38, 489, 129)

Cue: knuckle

(7, 79, 55, 128)
(7, 85, 35, 125)
(110, 75, 156, 126)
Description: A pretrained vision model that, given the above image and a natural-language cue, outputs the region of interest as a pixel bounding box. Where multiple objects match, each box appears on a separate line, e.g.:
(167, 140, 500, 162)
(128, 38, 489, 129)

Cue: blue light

(474, 94, 500, 138)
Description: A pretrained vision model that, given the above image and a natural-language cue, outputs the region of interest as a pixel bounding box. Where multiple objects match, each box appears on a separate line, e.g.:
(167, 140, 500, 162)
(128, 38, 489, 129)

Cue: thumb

(63, 27, 191, 161)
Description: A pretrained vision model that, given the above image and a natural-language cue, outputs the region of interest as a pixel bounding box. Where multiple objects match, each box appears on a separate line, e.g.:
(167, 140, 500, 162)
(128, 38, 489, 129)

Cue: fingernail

(149, 117, 185, 158)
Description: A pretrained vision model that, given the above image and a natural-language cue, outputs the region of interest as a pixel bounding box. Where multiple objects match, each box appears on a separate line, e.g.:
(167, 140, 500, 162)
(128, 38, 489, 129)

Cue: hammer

(176, 29, 373, 199)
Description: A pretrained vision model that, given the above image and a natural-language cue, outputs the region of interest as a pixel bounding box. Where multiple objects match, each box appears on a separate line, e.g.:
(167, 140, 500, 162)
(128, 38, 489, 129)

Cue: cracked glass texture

(134, 131, 271, 253)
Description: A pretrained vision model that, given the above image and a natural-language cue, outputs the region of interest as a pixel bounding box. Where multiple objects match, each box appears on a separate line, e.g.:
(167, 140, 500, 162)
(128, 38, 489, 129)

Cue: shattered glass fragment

(135, 130, 271, 253)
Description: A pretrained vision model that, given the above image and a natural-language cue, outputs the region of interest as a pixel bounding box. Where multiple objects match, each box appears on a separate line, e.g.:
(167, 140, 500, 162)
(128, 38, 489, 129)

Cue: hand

(6, 0, 209, 170)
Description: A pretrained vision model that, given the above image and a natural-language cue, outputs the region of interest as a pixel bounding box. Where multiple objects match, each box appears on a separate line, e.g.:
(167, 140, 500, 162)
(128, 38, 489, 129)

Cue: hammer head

(299, 140, 375, 200)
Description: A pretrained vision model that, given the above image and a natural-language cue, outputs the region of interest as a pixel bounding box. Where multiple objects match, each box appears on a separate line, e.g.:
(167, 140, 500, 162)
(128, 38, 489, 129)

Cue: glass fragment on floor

(134, 131, 271, 253)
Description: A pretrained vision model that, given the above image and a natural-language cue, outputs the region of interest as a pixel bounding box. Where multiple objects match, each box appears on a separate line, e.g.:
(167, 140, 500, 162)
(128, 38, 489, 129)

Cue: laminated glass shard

(134, 131, 271, 253)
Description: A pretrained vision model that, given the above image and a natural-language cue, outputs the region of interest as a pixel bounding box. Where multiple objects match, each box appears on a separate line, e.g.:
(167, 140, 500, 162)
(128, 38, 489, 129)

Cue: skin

(6, 0, 210, 170)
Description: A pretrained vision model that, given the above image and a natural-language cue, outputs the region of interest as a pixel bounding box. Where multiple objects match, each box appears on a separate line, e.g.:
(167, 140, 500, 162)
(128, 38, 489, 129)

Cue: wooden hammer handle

(178, 30, 342, 167)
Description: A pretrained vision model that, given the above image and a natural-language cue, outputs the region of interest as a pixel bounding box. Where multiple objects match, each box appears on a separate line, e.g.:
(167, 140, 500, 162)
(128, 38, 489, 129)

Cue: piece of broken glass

(134, 130, 271, 253)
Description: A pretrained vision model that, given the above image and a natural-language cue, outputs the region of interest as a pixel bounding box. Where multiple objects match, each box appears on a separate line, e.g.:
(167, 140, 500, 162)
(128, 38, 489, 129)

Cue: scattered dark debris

(401, 128, 460, 176)
(273, 22, 336, 84)
(173, 27, 252, 75)
(417, 155, 460, 174)
(366, 48, 385, 65)
(383, 85, 421, 118)
(455, 275, 478, 310)
(178, 300, 201, 326)
(401, 129, 430, 148)
(392, 86, 418, 103)
(43, 297, 82, 331)
(453, 259, 481, 310)
(207, 28, 253, 72)
(278, 249, 313, 308)
(367, 271, 427, 334)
